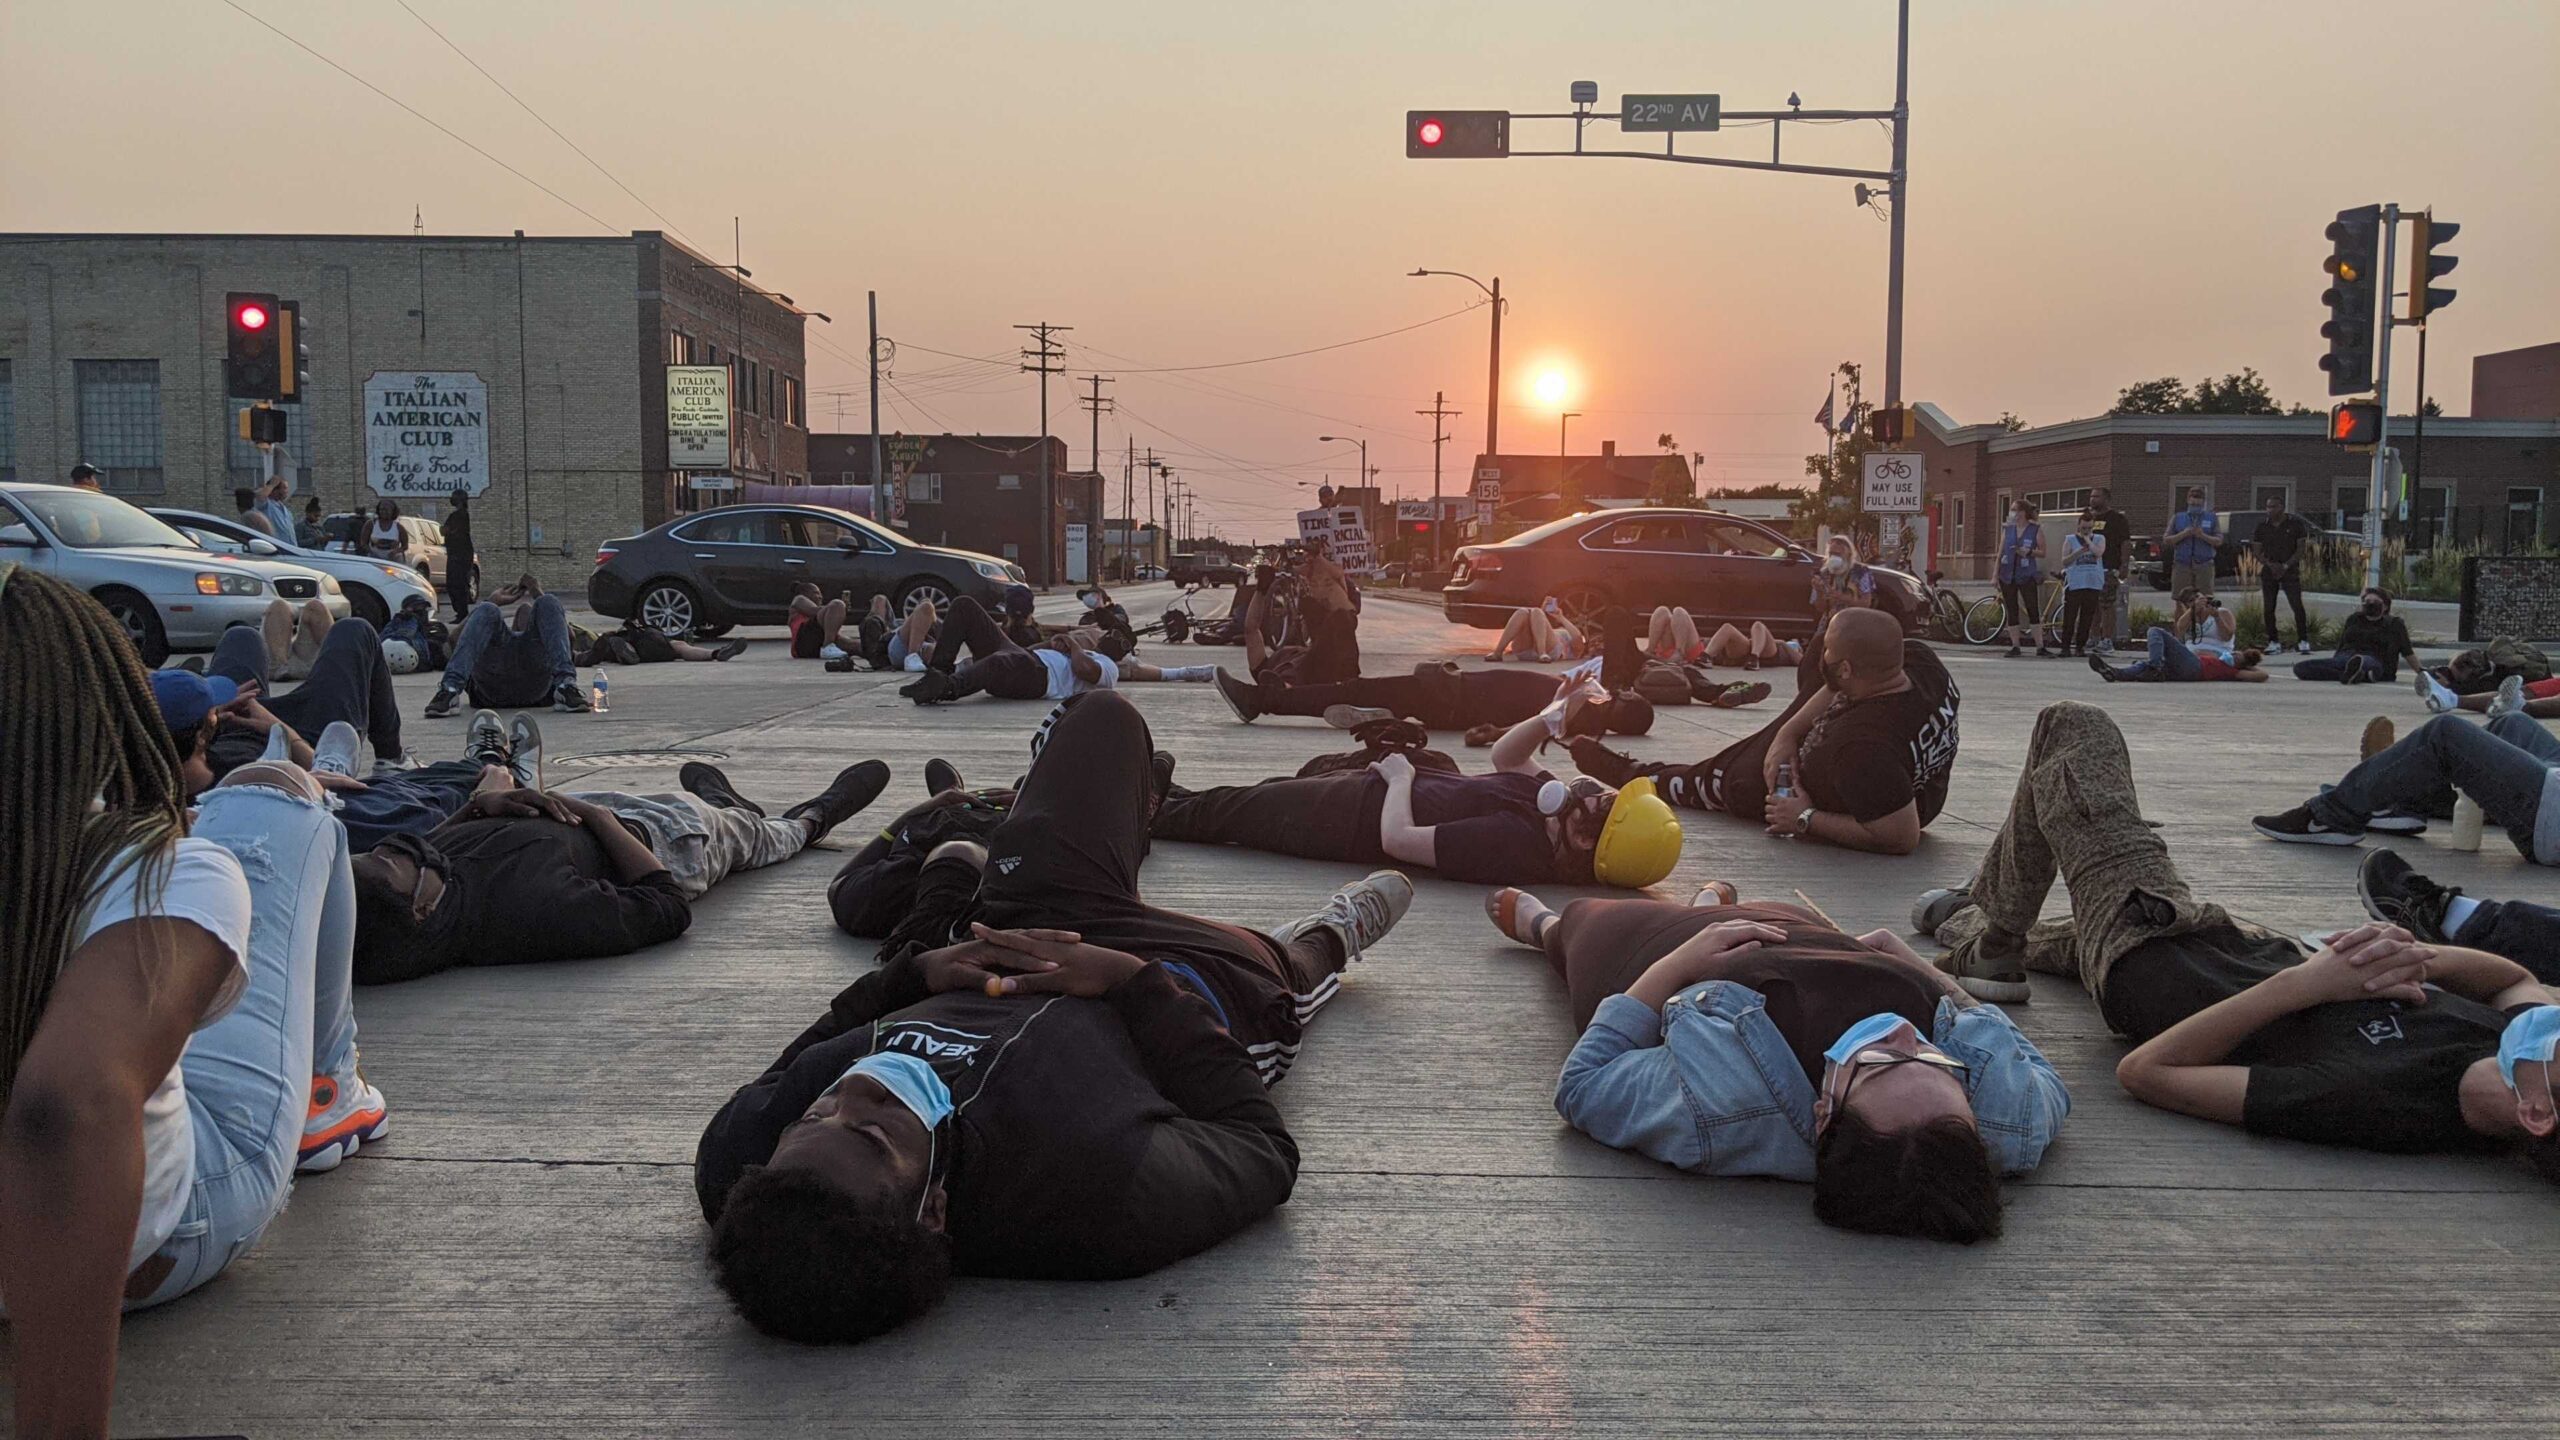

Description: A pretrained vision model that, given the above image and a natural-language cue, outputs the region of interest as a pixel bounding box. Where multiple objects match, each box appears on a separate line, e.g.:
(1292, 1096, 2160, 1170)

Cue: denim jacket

(1553, 981, 2070, 1181)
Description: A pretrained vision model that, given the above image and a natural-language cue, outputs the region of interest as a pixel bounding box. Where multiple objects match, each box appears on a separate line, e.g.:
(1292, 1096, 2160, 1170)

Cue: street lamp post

(1409, 269, 1501, 467)
(1559, 411, 1582, 513)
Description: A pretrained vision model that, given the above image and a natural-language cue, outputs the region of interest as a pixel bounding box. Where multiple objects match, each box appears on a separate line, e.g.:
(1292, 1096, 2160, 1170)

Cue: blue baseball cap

(148, 669, 238, 735)
(1000, 583, 1035, 617)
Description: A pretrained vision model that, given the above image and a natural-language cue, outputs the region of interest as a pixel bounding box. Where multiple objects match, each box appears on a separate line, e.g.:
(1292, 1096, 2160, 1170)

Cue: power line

(391, 0, 695, 244)
(1084, 303, 1484, 374)
(213, 0, 620, 234)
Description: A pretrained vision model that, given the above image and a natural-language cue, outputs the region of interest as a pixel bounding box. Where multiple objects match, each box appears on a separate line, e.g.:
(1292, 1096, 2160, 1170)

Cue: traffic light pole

(2364, 204, 2400, 594)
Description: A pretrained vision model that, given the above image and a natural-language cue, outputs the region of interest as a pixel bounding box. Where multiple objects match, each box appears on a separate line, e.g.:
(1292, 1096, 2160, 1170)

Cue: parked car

(150, 507, 438, 627)
(1441, 507, 1928, 638)
(588, 503, 1029, 636)
(1168, 552, 1245, 587)
(0, 482, 349, 665)
(320, 512, 470, 594)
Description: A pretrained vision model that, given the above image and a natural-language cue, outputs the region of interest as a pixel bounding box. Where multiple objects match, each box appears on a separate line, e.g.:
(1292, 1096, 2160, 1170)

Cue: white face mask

(1823, 553, 1850, 575)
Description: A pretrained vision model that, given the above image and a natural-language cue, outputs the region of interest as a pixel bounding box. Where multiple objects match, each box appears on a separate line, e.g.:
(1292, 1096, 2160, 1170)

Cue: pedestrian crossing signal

(2328, 400, 2381, 448)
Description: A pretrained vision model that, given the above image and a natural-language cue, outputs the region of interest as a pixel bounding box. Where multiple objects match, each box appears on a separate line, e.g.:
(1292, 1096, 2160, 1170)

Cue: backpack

(1633, 660, 1695, 706)
(826, 793, 1013, 942)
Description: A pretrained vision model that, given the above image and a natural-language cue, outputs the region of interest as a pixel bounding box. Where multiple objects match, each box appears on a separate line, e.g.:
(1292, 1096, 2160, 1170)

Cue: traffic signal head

(1406, 110, 1509, 159)
(277, 300, 311, 402)
(2328, 400, 2382, 448)
(238, 405, 289, 447)
(2408, 212, 2459, 323)
(226, 291, 282, 400)
(1866, 405, 1908, 446)
(2319, 205, 2381, 397)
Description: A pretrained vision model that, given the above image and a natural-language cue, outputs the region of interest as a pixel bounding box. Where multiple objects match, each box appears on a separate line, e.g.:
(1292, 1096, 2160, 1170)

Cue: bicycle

(1920, 571, 2011, 646)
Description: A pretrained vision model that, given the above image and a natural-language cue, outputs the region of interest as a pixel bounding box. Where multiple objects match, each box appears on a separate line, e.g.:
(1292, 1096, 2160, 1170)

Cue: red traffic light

(2328, 400, 2381, 447)
(1406, 110, 1508, 159)
(1417, 118, 1445, 147)
(235, 302, 270, 331)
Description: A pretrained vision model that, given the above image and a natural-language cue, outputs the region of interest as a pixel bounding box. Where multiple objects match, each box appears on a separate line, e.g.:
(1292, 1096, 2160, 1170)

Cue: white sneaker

(507, 713, 545, 789)
(2487, 674, 2527, 720)
(818, 643, 848, 662)
(297, 1066, 389, 1174)
(2416, 669, 2460, 715)
(1274, 870, 1415, 966)
(311, 720, 363, 778)
(2295, 640, 2314, 655)
(464, 709, 510, 770)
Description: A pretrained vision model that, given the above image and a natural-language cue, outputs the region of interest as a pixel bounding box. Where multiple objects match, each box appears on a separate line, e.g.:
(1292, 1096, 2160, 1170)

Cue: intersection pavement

(79, 585, 2560, 1438)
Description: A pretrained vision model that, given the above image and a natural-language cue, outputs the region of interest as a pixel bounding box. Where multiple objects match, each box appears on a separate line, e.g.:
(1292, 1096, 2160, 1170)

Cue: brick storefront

(0, 231, 809, 588)
(808, 433, 1100, 586)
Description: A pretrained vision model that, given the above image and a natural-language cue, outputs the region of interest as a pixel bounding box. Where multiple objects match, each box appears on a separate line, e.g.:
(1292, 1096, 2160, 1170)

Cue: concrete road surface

(61, 585, 2560, 1438)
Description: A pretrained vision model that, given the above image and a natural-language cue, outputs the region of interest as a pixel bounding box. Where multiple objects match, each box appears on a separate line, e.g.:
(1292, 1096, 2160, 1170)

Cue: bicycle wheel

(1962, 594, 2009, 646)
(1930, 591, 1968, 643)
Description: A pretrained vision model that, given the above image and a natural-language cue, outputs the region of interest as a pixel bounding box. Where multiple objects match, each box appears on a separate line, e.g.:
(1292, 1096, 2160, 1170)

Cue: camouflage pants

(1937, 701, 2251, 1003)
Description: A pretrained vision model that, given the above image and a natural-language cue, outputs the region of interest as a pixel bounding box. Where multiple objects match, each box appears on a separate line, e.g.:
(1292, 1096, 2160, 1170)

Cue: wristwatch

(1795, 806, 1818, 834)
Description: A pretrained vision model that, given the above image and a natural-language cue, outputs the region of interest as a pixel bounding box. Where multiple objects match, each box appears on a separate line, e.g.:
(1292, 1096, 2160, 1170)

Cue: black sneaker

(2252, 805, 2363, 846)
(2004, 646, 2025, 658)
(924, 758, 964, 795)
(553, 681, 592, 714)
(1565, 735, 1640, 787)
(712, 640, 746, 662)
(1213, 667, 1261, 723)
(2088, 653, 2117, 683)
(1711, 682, 1772, 709)
(424, 685, 464, 719)
(2357, 848, 2457, 943)
(900, 670, 958, 705)
(680, 761, 764, 817)
(783, 760, 892, 843)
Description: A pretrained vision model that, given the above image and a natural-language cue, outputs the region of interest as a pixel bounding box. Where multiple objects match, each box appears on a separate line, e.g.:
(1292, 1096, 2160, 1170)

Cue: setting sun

(1532, 368, 1573, 408)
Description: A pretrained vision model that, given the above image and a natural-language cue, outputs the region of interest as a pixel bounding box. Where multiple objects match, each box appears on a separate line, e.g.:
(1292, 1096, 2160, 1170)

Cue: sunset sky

(6, 1, 2554, 537)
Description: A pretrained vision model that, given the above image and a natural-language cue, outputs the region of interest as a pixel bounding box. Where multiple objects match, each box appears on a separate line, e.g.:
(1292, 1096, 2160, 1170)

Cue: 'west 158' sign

(365, 371, 490, 497)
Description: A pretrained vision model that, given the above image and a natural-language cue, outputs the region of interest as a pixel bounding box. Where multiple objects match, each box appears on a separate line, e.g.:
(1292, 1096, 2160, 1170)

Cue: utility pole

(2365, 206, 2401, 593)
(1417, 390, 1461, 570)
(1016, 322, 1070, 584)
(1122, 436, 1135, 580)
(1883, 0, 1910, 408)
(867, 291, 884, 525)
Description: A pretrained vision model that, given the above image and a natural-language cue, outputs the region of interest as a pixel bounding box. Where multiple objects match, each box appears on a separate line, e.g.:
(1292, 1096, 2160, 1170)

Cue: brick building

(807, 433, 1101, 586)
(1908, 403, 2560, 580)
(0, 230, 810, 586)
(2474, 342, 2560, 420)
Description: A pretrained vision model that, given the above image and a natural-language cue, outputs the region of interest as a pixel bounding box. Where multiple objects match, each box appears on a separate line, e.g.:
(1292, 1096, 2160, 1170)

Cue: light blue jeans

(129, 778, 358, 1310)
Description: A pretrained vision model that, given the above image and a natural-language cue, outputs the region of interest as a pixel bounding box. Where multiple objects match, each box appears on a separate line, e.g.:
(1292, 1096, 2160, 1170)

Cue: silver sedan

(151, 506, 436, 628)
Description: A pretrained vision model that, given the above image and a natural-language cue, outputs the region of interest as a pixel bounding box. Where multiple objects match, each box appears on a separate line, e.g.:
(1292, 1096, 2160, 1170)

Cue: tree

(1793, 361, 1873, 537)
(1704, 483, 1804, 499)
(2189, 367, 2282, 415)
(2421, 396, 2444, 418)
(1997, 411, 2027, 433)
(2112, 377, 2190, 415)
(1647, 432, 1695, 506)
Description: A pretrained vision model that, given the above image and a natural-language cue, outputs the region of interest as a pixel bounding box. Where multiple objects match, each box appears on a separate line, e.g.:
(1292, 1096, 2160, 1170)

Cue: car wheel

(895, 578, 956, 619)
(635, 580, 701, 636)
(96, 586, 171, 667)
(346, 585, 391, 629)
(1551, 584, 1610, 632)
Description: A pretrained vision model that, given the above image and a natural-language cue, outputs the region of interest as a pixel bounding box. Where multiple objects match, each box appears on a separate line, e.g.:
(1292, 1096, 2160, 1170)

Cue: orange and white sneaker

(298, 1068, 389, 1174)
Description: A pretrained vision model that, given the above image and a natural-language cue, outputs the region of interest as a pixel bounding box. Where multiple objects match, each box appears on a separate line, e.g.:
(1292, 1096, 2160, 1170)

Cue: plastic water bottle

(1774, 762, 1798, 841)
(2450, 794, 2484, 853)
(590, 665, 611, 713)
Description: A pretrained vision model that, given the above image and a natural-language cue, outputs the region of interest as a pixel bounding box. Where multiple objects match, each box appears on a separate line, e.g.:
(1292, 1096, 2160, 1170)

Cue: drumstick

(1793, 889, 1841, 930)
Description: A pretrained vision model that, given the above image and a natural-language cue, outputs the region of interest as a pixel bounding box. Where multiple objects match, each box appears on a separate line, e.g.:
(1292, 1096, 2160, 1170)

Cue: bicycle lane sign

(1862, 451, 1925, 514)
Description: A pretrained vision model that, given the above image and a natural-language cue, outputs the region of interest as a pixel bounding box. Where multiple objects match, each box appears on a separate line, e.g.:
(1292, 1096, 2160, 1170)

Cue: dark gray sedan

(588, 503, 1027, 636)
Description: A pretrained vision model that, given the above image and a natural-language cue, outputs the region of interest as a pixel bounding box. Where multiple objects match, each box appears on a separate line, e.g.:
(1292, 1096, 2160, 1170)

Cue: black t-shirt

(2254, 513, 2312, 569)
(2335, 612, 2414, 663)
(1797, 640, 1960, 825)
(1688, 941, 1944, 1082)
(2101, 928, 2509, 1154)
(1358, 768, 1562, 885)
(2091, 510, 2132, 574)
(354, 816, 690, 984)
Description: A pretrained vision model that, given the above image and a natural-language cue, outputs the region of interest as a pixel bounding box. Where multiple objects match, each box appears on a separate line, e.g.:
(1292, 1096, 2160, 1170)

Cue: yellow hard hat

(1592, 776, 1682, 888)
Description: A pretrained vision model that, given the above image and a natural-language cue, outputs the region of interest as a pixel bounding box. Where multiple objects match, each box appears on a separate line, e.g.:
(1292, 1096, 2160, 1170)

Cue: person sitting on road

(347, 753, 889, 984)
(1487, 596, 1584, 663)
(2089, 588, 2260, 682)
(788, 583, 855, 662)
(1210, 658, 1655, 738)
(381, 593, 451, 674)
(1915, 701, 2560, 1175)
(0, 571, 385, 1439)
(1647, 605, 1705, 663)
(1810, 534, 1879, 636)
(1483, 883, 2065, 1243)
(1153, 699, 1683, 887)
(693, 690, 1414, 1343)
(424, 574, 590, 718)
(1571, 609, 1959, 856)
(2355, 850, 2560, 984)
(901, 596, 1210, 704)
(1703, 619, 1794, 671)
(207, 596, 412, 764)
(2253, 711, 2560, 860)
(2296, 587, 2419, 685)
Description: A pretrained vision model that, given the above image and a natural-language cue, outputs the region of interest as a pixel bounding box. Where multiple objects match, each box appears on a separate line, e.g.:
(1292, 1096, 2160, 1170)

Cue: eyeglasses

(1818, 1046, 1970, 1130)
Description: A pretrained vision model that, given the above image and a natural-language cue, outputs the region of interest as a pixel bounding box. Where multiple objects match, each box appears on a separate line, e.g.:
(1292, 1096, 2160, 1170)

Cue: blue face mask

(841, 1050, 954, 1130)
(2497, 1005, 2560, 1090)
(1823, 1012, 1917, 1068)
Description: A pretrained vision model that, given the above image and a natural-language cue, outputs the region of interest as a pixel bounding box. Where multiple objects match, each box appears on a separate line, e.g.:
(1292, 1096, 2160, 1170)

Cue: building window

(2024, 487, 2090, 516)
(2250, 478, 2294, 511)
(1000, 542, 1020, 561)
(227, 395, 314, 491)
(75, 360, 163, 494)
(907, 472, 942, 503)
(2170, 476, 2214, 513)
(783, 374, 802, 428)
(997, 473, 1021, 490)
(0, 359, 13, 483)
(2334, 480, 2367, 525)
(2509, 488, 2546, 550)
(1950, 495, 1966, 554)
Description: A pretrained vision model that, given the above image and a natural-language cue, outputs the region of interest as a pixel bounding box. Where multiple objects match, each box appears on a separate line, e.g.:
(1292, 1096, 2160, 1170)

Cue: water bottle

(590, 665, 611, 713)
(2450, 794, 2484, 853)
(1775, 762, 1798, 841)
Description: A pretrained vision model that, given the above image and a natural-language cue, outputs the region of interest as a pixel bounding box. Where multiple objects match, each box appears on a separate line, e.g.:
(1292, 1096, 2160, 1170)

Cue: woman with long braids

(0, 567, 385, 1436)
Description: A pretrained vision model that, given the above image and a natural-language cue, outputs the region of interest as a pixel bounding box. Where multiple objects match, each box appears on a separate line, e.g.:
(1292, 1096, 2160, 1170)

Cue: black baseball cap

(68, 461, 100, 479)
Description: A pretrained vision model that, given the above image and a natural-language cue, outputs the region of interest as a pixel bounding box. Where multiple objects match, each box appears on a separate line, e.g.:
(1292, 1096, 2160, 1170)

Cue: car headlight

(375, 564, 415, 583)
(970, 559, 1007, 579)
(195, 572, 265, 597)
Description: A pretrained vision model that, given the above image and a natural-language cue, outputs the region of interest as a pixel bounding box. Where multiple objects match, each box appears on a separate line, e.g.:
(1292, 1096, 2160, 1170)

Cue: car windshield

(17, 489, 198, 550)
